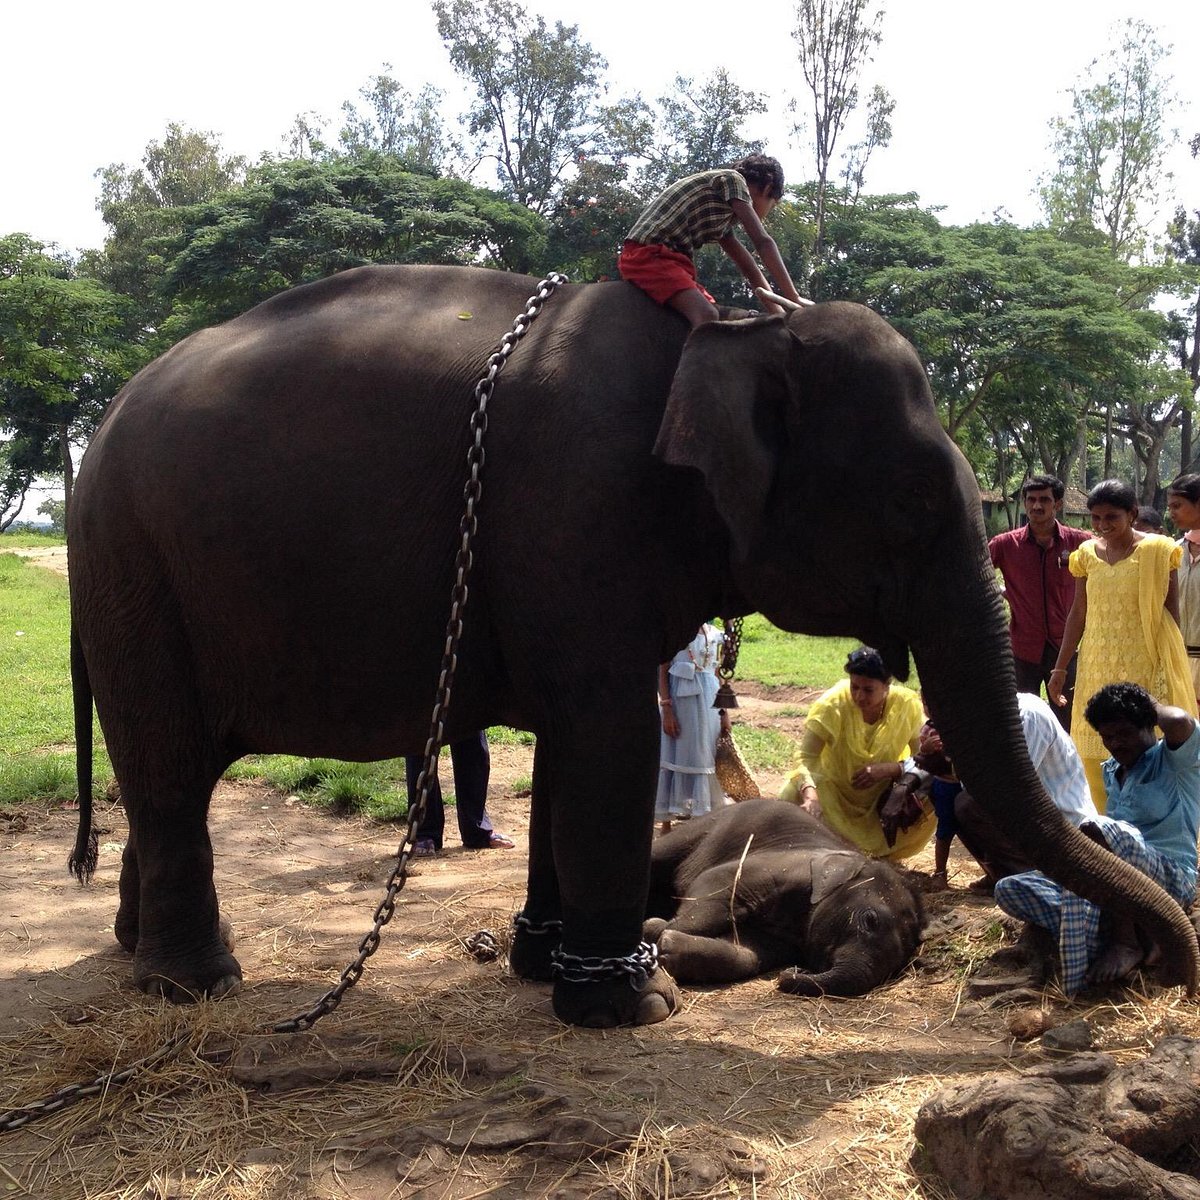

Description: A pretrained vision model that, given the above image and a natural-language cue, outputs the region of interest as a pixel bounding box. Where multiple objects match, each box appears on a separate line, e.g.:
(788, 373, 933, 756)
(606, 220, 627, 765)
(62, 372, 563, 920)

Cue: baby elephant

(645, 799, 925, 996)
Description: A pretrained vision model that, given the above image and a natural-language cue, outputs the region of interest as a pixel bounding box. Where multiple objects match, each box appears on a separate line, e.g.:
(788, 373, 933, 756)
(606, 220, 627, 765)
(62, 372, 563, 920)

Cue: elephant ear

(653, 317, 792, 558)
(810, 851, 867, 906)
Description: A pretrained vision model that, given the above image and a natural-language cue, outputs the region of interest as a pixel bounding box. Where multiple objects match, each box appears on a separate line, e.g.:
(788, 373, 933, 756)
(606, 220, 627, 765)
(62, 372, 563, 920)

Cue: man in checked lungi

(994, 682, 1200, 993)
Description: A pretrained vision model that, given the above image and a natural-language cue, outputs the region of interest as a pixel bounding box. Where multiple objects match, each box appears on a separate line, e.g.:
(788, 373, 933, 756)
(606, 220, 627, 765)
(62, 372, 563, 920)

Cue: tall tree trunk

(59, 424, 74, 513)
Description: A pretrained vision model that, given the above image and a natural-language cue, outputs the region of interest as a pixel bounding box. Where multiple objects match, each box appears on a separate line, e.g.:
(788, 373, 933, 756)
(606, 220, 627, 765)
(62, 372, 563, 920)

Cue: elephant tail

(68, 622, 97, 883)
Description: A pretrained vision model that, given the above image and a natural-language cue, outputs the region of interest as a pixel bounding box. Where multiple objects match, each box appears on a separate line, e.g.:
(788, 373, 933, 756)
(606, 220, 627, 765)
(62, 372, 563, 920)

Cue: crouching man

(994, 683, 1200, 994)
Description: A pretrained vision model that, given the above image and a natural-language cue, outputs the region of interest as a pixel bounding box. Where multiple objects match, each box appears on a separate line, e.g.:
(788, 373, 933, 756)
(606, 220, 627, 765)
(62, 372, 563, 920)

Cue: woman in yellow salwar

(1049, 479, 1198, 808)
(781, 647, 932, 861)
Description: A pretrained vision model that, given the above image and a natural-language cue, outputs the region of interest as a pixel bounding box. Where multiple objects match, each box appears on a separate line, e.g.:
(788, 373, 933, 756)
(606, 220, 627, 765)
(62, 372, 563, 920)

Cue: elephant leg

(510, 739, 561, 983)
(539, 697, 678, 1028)
(115, 833, 140, 953)
(122, 778, 241, 1003)
(657, 928, 766, 983)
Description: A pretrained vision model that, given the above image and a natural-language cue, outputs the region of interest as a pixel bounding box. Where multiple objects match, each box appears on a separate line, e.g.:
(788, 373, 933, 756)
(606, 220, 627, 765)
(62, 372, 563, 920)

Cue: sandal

(486, 832, 515, 849)
(413, 837, 438, 857)
(928, 870, 949, 892)
(968, 875, 995, 895)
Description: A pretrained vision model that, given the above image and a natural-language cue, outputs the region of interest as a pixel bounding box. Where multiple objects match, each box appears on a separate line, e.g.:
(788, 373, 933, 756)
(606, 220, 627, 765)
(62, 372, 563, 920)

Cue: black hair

(1021, 474, 1065, 501)
(1086, 478, 1137, 513)
(733, 155, 785, 200)
(1084, 682, 1157, 732)
(1136, 507, 1164, 529)
(844, 646, 891, 683)
(1168, 473, 1200, 504)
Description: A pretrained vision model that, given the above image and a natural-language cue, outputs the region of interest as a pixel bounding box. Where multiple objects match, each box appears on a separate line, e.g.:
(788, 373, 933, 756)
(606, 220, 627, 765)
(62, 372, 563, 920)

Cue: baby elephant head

(780, 852, 925, 997)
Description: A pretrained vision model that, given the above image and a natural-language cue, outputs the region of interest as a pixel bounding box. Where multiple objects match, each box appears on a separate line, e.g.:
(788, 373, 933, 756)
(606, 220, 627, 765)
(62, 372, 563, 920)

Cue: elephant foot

(133, 947, 243, 1004)
(118, 913, 235, 957)
(115, 911, 138, 954)
(551, 970, 679, 1028)
(642, 917, 669, 942)
(509, 916, 562, 982)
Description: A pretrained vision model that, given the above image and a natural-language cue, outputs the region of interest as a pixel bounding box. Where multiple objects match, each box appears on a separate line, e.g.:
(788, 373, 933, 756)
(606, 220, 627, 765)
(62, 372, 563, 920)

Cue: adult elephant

(66, 265, 1199, 1026)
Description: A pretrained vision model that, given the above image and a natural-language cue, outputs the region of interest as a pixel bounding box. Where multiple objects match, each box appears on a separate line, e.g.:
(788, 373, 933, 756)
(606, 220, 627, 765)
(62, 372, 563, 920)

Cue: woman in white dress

(655, 623, 729, 832)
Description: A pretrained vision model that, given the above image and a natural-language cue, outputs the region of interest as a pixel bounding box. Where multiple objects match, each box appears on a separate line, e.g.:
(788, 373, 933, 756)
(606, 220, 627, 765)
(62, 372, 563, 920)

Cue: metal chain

(718, 616, 744, 682)
(270, 271, 568, 1034)
(551, 941, 660, 990)
(0, 1026, 193, 1134)
(0, 272, 569, 1135)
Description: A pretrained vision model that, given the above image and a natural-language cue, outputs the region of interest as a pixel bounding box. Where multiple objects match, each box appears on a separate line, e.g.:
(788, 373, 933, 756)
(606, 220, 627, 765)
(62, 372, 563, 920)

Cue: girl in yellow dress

(781, 646, 932, 861)
(1049, 479, 1197, 807)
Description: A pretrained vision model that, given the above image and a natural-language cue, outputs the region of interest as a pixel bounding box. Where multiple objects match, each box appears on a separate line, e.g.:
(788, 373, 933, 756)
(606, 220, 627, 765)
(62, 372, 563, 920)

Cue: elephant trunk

(912, 555, 1200, 992)
(778, 955, 880, 998)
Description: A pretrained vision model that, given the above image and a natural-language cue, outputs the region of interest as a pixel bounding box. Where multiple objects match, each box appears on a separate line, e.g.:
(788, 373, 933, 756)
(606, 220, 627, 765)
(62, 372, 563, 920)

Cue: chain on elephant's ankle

(551, 941, 660, 990)
(512, 911, 563, 937)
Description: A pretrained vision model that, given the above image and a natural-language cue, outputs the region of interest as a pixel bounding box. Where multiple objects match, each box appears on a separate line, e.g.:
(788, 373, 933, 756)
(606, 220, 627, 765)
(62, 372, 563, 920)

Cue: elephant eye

(858, 908, 880, 933)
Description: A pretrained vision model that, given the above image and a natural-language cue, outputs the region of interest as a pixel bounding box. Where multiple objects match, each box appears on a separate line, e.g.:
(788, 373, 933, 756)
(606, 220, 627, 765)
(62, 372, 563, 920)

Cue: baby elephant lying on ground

(645, 799, 925, 996)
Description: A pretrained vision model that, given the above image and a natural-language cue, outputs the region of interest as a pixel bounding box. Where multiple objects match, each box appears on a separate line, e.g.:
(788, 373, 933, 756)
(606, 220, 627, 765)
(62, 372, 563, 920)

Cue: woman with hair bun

(1049, 478, 1197, 806)
(781, 646, 932, 860)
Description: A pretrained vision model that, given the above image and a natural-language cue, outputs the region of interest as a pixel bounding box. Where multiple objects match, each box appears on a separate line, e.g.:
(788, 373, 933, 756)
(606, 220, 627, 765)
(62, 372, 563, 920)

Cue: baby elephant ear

(653, 318, 789, 559)
(810, 851, 867, 906)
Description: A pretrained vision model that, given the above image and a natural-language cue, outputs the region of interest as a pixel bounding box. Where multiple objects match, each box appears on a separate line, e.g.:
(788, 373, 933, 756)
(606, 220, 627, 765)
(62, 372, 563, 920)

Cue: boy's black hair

(844, 646, 891, 683)
(1136, 507, 1164, 529)
(733, 155, 785, 200)
(1084, 682, 1157, 732)
(1021, 474, 1065, 501)
(1086, 478, 1137, 513)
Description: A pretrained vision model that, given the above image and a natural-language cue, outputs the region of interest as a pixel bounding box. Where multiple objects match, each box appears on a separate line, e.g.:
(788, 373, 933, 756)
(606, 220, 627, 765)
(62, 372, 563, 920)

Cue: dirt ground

(5, 546, 1200, 1199)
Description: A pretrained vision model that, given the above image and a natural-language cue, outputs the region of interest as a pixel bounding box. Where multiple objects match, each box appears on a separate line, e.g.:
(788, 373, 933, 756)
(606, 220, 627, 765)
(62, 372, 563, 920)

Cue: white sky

(4, 0, 1197, 254)
(3, 0, 1198, 521)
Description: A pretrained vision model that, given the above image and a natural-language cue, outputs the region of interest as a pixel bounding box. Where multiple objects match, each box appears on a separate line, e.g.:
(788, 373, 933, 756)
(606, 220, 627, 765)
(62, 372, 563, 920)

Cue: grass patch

(730, 725, 801, 773)
(732, 616, 856, 690)
(224, 755, 411, 821)
(0, 531, 65, 550)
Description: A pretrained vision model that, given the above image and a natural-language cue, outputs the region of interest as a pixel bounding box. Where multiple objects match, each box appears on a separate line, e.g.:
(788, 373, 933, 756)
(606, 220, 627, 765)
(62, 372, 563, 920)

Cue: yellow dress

(1070, 535, 1197, 806)
(781, 679, 931, 861)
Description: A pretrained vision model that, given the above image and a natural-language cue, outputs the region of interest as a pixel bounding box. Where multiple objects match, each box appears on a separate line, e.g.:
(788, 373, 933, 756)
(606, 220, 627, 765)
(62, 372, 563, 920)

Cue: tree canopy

(2, 13, 1196, 529)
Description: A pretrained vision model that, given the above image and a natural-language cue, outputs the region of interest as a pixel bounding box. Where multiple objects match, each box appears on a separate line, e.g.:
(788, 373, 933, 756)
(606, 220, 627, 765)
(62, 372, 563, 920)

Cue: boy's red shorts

(617, 241, 716, 305)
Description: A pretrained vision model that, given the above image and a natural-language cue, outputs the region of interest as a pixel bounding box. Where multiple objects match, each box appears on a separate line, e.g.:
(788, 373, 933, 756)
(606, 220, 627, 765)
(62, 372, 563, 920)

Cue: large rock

(914, 1037, 1200, 1199)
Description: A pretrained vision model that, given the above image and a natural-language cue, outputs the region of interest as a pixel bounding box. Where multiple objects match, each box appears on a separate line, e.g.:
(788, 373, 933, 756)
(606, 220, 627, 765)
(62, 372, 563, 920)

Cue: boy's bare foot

(1088, 940, 1144, 983)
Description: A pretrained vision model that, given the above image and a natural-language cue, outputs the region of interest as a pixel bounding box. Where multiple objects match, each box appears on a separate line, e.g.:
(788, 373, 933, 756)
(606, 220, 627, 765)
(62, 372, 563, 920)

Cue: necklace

(1100, 536, 1136, 566)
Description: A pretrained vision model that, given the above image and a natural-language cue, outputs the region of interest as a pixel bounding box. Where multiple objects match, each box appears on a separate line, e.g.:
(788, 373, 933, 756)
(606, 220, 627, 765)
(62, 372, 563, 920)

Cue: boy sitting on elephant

(618, 154, 804, 328)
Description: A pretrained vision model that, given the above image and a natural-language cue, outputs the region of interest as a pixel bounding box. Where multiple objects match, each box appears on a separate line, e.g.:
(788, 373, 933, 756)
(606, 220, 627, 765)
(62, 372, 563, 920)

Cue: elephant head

(779, 849, 925, 997)
(655, 302, 1200, 989)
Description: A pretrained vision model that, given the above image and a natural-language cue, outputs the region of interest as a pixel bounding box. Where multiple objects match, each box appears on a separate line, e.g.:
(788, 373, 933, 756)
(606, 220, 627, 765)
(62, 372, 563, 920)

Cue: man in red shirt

(989, 475, 1092, 729)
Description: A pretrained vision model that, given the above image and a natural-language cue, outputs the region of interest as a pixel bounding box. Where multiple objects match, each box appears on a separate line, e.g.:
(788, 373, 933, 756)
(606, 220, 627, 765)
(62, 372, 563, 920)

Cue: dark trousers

(953, 789, 1036, 882)
(404, 731, 493, 849)
(1014, 642, 1076, 731)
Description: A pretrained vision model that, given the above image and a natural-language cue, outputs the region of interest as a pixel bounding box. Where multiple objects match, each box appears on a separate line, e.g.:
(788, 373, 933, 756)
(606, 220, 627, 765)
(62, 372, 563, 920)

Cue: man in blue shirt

(994, 683, 1200, 992)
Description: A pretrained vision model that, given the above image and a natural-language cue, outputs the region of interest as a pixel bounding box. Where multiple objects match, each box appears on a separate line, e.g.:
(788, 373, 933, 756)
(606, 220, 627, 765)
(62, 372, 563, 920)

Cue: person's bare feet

(1088, 940, 1144, 983)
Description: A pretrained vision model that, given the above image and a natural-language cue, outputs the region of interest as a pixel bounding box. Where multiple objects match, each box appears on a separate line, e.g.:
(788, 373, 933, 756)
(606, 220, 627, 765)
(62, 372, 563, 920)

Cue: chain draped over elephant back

(782, 680, 931, 861)
(1069, 536, 1198, 803)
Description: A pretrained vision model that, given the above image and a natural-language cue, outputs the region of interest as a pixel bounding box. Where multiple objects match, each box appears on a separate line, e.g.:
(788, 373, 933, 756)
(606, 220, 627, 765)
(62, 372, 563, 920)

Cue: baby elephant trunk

(776, 954, 881, 998)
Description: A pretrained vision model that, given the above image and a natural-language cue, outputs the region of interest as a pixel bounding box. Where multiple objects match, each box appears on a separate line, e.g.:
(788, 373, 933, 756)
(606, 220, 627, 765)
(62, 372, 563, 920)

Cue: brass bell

(713, 680, 739, 711)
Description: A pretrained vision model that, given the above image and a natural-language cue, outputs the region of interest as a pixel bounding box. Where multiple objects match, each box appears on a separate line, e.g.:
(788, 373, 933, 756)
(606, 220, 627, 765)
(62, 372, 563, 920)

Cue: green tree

(337, 66, 458, 173)
(155, 157, 546, 334)
(433, 0, 613, 214)
(638, 70, 766, 192)
(1040, 19, 1178, 261)
(0, 235, 133, 520)
(85, 124, 247, 325)
(790, 0, 888, 282)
